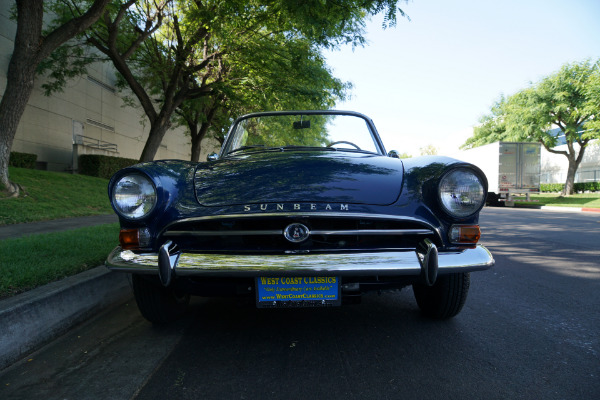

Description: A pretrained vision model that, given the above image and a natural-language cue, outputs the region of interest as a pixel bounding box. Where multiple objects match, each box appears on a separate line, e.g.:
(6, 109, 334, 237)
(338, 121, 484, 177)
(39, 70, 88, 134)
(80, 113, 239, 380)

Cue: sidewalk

(0, 214, 118, 240)
(0, 214, 130, 371)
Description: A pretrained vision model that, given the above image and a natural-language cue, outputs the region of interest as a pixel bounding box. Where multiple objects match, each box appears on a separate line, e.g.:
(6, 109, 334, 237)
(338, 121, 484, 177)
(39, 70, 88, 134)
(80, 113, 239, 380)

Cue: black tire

(412, 272, 470, 319)
(132, 275, 190, 324)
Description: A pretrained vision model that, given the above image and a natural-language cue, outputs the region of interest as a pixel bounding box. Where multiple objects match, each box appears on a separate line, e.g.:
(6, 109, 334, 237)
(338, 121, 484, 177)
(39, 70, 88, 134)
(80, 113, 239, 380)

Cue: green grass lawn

(514, 193, 600, 208)
(0, 167, 113, 225)
(0, 223, 120, 299)
(0, 167, 118, 298)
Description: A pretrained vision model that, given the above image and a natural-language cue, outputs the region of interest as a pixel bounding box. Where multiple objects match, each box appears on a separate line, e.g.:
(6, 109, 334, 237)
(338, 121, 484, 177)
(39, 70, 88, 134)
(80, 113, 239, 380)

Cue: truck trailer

(454, 142, 541, 206)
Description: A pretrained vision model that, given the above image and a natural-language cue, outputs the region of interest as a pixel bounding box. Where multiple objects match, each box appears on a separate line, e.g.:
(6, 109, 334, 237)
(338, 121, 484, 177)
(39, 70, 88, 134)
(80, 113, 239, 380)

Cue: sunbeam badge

(283, 223, 310, 243)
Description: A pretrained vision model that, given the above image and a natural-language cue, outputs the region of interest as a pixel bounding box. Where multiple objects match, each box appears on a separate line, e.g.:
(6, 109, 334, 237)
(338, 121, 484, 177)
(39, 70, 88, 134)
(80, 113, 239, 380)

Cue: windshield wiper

(278, 145, 338, 151)
(278, 146, 376, 154)
(226, 145, 265, 155)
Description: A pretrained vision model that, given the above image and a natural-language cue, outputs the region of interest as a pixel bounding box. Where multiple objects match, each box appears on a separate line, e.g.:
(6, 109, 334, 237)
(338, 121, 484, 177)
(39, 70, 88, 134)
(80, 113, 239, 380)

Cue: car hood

(194, 151, 404, 207)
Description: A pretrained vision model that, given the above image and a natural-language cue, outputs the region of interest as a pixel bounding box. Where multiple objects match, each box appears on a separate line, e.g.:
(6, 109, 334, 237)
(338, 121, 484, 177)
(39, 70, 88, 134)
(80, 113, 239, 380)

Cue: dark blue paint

(109, 152, 487, 252)
(195, 151, 403, 207)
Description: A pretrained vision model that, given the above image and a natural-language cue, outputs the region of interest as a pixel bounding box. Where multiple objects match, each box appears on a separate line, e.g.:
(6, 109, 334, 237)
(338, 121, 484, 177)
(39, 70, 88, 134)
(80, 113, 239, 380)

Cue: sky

(323, 0, 600, 156)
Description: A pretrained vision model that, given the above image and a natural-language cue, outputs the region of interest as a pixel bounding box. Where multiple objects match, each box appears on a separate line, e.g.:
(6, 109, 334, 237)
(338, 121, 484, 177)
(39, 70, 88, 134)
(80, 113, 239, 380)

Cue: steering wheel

(327, 141, 362, 150)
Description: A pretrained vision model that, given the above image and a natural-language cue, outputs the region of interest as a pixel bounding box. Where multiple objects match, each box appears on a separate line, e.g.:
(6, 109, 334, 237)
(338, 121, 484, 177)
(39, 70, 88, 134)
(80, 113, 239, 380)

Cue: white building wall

(0, 1, 220, 171)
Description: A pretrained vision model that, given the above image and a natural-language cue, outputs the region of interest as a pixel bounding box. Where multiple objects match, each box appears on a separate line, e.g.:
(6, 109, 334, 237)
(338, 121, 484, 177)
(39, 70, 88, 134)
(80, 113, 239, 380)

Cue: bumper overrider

(106, 240, 494, 287)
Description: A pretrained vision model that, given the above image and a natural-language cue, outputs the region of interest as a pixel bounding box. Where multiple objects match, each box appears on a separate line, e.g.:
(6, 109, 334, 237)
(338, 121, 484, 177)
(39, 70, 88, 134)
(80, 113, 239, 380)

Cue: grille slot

(160, 215, 440, 254)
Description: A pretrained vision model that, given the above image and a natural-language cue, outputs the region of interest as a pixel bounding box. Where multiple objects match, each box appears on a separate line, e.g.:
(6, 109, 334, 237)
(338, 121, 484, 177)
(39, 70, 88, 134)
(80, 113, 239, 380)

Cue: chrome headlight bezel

(438, 167, 486, 219)
(111, 173, 157, 220)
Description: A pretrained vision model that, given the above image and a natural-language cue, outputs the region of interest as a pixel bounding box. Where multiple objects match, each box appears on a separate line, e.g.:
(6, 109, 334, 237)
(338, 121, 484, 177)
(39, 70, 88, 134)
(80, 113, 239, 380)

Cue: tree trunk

(0, 0, 43, 195)
(190, 101, 222, 162)
(191, 122, 212, 162)
(561, 140, 587, 196)
(0, 65, 37, 195)
(139, 120, 172, 162)
(563, 157, 577, 196)
(190, 124, 201, 162)
(0, 0, 110, 195)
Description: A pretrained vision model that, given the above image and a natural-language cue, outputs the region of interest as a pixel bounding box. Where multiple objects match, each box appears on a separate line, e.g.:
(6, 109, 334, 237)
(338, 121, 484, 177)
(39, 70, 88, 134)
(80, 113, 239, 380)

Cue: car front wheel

(412, 272, 470, 319)
(132, 275, 190, 324)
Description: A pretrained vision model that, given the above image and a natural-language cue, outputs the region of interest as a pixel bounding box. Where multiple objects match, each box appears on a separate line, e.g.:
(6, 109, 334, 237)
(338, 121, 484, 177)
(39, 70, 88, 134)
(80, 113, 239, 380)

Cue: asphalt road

(1, 208, 599, 400)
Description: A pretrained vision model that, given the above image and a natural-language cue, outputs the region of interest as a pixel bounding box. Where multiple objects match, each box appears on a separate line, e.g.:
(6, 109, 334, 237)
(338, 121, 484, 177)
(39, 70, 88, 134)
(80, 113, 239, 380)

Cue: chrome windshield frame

(219, 110, 387, 158)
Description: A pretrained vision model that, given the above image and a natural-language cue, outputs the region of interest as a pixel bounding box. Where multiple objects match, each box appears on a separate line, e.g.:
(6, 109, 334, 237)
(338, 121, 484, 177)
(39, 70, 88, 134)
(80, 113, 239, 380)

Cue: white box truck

(454, 142, 541, 206)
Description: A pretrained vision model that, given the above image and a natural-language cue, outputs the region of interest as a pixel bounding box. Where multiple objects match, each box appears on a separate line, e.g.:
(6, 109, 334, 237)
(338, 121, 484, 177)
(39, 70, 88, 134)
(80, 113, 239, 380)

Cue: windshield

(223, 112, 382, 155)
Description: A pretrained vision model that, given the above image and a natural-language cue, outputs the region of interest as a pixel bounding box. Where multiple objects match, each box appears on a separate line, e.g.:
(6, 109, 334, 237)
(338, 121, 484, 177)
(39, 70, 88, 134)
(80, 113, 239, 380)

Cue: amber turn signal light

(449, 225, 481, 244)
(119, 229, 139, 250)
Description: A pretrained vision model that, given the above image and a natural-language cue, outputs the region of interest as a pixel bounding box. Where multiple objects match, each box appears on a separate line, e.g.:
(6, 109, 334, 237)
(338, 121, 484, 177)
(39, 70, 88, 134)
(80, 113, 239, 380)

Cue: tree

(463, 59, 600, 195)
(419, 144, 438, 156)
(45, 0, 406, 162)
(0, 0, 111, 197)
(177, 33, 349, 161)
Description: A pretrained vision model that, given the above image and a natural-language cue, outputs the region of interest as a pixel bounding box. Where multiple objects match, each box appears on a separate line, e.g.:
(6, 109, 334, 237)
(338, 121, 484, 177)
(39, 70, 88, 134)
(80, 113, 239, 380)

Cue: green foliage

(514, 193, 600, 208)
(175, 32, 351, 155)
(541, 182, 600, 193)
(37, 44, 97, 96)
(0, 224, 119, 298)
(462, 96, 508, 149)
(9, 152, 37, 169)
(419, 144, 438, 156)
(78, 154, 138, 179)
(1, 167, 113, 225)
(30, 0, 111, 96)
(43, 0, 408, 161)
(240, 114, 331, 147)
(463, 59, 600, 195)
(463, 59, 600, 149)
(540, 183, 565, 192)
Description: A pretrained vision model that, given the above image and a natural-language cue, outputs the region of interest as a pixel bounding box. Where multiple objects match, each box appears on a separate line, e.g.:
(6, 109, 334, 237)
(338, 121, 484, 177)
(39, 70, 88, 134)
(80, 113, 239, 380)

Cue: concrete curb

(540, 206, 600, 213)
(511, 204, 600, 213)
(0, 266, 131, 371)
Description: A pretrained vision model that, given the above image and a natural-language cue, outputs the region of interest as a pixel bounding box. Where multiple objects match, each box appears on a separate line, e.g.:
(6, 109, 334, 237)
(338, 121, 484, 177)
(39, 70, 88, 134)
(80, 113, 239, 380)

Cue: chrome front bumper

(106, 245, 494, 279)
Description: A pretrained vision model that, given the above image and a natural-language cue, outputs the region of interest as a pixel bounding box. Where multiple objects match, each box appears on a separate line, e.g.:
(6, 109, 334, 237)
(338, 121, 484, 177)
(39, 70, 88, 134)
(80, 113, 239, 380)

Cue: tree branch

(123, 11, 164, 60)
(37, 0, 112, 62)
(540, 139, 568, 156)
(575, 139, 590, 164)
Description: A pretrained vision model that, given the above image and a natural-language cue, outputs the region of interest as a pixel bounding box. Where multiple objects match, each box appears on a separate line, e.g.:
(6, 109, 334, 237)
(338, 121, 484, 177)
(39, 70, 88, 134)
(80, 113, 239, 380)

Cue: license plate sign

(256, 276, 341, 308)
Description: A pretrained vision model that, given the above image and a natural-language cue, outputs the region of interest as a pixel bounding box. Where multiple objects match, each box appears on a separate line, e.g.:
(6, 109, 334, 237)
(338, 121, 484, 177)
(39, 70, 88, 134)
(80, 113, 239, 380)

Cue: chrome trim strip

(106, 245, 494, 277)
(164, 230, 283, 237)
(311, 229, 432, 236)
(159, 213, 442, 240)
(162, 228, 433, 237)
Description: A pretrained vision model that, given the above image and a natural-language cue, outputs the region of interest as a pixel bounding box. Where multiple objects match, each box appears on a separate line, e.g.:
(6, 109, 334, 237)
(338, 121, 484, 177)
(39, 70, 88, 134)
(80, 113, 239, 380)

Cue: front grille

(159, 215, 440, 254)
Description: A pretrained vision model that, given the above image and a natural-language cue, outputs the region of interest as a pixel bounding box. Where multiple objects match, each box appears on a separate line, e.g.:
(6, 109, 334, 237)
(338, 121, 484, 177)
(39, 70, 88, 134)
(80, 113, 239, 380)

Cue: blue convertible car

(106, 110, 494, 323)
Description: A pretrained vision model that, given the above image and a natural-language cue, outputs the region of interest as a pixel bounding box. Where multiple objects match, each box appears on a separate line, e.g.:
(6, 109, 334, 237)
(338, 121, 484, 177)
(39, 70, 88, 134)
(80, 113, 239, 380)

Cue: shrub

(540, 183, 564, 192)
(78, 154, 139, 179)
(541, 182, 600, 192)
(576, 181, 600, 192)
(9, 152, 37, 169)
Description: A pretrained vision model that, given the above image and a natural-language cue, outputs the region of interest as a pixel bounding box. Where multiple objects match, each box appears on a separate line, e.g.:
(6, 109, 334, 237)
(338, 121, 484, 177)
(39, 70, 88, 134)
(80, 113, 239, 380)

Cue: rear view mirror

(293, 120, 311, 129)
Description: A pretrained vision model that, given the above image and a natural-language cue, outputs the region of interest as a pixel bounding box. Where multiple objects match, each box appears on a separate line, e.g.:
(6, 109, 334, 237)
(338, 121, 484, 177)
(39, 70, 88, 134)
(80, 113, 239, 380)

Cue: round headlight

(112, 174, 157, 219)
(439, 168, 485, 218)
